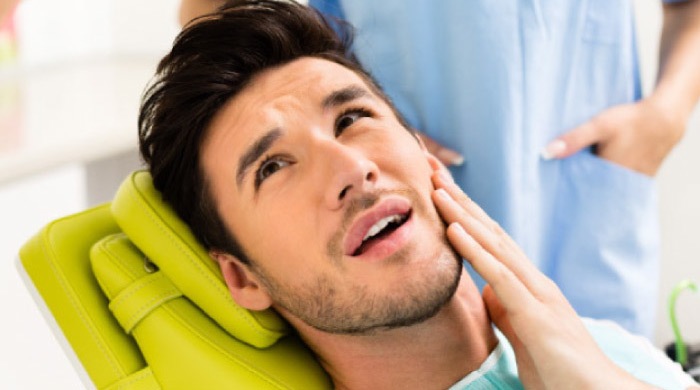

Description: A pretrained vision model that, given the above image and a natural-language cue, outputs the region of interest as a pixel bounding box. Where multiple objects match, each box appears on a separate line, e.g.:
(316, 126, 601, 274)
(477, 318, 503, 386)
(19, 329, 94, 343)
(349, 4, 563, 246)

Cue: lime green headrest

(110, 171, 287, 348)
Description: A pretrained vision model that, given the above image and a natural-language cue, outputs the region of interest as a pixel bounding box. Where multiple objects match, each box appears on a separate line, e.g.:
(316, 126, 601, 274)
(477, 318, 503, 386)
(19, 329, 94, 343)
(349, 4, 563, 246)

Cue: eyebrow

(236, 128, 282, 189)
(322, 85, 371, 110)
(235, 85, 373, 190)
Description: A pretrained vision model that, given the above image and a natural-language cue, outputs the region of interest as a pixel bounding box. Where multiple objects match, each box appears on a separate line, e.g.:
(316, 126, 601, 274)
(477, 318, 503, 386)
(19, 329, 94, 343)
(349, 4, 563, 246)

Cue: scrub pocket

(550, 151, 659, 338)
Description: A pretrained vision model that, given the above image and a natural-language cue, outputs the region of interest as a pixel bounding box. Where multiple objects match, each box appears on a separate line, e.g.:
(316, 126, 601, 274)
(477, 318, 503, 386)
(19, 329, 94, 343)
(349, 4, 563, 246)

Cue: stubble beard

(250, 188, 463, 335)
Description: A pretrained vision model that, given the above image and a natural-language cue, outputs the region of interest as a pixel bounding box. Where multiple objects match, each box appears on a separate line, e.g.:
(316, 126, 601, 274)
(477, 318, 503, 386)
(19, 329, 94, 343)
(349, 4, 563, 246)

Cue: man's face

(201, 57, 461, 334)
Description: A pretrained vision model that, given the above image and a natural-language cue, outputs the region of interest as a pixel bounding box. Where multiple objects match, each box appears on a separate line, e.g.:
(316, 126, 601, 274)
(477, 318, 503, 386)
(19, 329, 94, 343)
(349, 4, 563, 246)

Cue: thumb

(484, 285, 543, 388)
(483, 285, 528, 367)
(483, 284, 513, 339)
(541, 121, 602, 160)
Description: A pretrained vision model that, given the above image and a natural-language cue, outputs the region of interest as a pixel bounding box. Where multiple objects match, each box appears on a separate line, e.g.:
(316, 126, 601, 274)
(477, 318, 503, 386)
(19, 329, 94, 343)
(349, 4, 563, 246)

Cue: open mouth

(351, 210, 411, 257)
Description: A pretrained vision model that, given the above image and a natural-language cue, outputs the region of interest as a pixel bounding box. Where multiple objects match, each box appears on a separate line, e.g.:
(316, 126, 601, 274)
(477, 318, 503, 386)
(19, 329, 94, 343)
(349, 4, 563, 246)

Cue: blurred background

(0, 0, 179, 388)
(0, 0, 698, 388)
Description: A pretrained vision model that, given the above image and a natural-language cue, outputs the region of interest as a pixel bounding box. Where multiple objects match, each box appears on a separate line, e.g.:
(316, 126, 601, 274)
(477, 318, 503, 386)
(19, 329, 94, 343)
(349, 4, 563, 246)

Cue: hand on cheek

(429, 173, 653, 389)
(426, 153, 454, 185)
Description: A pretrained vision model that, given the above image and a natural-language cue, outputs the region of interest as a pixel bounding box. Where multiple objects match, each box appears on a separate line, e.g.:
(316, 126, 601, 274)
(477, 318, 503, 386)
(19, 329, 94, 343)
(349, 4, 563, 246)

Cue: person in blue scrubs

(307, 0, 700, 338)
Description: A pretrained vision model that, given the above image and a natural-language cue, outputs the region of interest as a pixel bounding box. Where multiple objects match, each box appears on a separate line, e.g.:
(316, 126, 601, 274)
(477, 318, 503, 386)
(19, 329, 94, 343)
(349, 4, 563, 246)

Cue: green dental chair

(18, 170, 331, 389)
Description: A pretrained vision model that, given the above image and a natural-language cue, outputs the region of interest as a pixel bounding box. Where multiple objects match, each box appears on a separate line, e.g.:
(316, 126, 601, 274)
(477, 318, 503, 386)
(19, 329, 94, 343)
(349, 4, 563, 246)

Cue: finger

(426, 153, 455, 183)
(447, 222, 539, 312)
(426, 181, 529, 274)
(541, 121, 602, 160)
(484, 286, 544, 389)
(431, 172, 492, 229)
(435, 189, 551, 294)
(432, 173, 555, 293)
(435, 148, 464, 167)
(483, 285, 510, 334)
(433, 187, 513, 260)
(419, 133, 464, 166)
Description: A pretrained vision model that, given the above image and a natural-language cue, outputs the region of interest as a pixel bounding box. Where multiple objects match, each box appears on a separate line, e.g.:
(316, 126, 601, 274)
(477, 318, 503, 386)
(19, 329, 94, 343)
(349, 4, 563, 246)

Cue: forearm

(651, 0, 700, 134)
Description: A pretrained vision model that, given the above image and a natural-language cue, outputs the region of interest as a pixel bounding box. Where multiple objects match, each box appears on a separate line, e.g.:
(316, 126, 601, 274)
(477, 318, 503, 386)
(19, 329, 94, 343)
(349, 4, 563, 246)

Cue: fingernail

(540, 139, 566, 160)
(438, 150, 465, 167)
(436, 188, 450, 200)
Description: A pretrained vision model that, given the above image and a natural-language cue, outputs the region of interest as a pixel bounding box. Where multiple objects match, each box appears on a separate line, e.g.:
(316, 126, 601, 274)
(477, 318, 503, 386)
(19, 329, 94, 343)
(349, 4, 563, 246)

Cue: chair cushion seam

(111, 279, 181, 333)
(109, 273, 173, 310)
(164, 304, 293, 390)
(110, 367, 160, 390)
(93, 235, 135, 299)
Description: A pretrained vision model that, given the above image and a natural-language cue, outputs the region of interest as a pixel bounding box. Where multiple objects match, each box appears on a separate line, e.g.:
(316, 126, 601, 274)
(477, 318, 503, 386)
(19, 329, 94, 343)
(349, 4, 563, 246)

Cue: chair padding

(91, 233, 331, 389)
(110, 171, 287, 348)
(109, 271, 182, 334)
(19, 171, 331, 389)
(18, 205, 147, 388)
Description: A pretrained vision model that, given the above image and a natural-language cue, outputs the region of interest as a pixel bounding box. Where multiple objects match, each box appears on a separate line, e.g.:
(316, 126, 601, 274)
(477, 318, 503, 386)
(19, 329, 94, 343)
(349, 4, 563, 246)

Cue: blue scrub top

(310, 0, 681, 338)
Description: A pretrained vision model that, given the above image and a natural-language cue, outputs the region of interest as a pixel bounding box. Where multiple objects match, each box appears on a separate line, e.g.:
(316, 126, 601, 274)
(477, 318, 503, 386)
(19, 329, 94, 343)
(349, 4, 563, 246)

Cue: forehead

(206, 57, 375, 140)
(200, 57, 380, 184)
(238, 57, 372, 109)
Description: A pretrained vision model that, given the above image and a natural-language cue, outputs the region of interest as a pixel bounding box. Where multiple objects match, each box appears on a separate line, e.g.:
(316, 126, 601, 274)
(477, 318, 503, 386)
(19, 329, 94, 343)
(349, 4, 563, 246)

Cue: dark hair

(138, 0, 408, 263)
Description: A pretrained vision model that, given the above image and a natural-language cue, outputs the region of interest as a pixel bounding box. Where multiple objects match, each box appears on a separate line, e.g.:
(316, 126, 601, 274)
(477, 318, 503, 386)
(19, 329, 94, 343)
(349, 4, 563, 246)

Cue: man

(139, 1, 698, 388)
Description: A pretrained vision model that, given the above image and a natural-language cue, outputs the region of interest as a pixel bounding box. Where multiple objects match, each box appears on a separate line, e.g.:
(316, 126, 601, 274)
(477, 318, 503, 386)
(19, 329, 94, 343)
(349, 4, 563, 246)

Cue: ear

(211, 251, 273, 311)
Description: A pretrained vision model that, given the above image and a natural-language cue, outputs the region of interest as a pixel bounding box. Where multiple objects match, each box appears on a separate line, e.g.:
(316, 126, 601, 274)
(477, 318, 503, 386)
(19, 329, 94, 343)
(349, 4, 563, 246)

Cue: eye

(335, 107, 372, 136)
(255, 156, 291, 188)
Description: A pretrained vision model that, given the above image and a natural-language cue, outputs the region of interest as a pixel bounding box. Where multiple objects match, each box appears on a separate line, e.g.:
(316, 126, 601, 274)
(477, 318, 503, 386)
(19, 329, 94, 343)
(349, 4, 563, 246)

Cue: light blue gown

(310, 0, 684, 338)
(448, 319, 696, 389)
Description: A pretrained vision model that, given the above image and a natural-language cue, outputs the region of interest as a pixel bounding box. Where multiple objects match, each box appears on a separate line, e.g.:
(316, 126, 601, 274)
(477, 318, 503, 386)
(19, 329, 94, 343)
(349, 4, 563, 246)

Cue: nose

(322, 143, 379, 210)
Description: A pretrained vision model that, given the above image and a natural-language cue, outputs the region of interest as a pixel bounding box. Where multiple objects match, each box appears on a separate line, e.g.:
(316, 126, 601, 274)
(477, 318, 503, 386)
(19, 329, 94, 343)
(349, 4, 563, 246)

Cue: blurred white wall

(0, 1, 179, 388)
(14, 0, 111, 67)
(14, 0, 179, 68)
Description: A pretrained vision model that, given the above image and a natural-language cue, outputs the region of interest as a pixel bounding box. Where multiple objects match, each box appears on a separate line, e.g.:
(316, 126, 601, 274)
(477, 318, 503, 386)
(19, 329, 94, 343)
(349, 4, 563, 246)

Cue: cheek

(240, 200, 325, 264)
(383, 137, 433, 184)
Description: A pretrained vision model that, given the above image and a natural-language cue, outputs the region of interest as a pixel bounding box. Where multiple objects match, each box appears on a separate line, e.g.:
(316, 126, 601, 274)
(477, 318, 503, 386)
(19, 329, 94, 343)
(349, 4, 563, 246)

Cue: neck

(292, 271, 497, 390)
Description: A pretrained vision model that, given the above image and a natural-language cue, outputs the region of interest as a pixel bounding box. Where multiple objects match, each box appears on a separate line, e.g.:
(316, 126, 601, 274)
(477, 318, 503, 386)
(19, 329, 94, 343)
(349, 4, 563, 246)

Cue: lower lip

(354, 215, 414, 261)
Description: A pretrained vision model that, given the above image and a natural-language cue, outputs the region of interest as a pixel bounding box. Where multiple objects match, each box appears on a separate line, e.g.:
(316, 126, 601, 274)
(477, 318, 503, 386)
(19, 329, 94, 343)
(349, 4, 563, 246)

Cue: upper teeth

(363, 214, 403, 242)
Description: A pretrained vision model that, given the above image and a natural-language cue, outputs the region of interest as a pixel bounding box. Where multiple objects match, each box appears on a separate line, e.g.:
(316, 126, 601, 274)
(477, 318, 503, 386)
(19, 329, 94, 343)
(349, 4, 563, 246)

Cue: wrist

(643, 91, 687, 143)
(649, 76, 697, 122)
